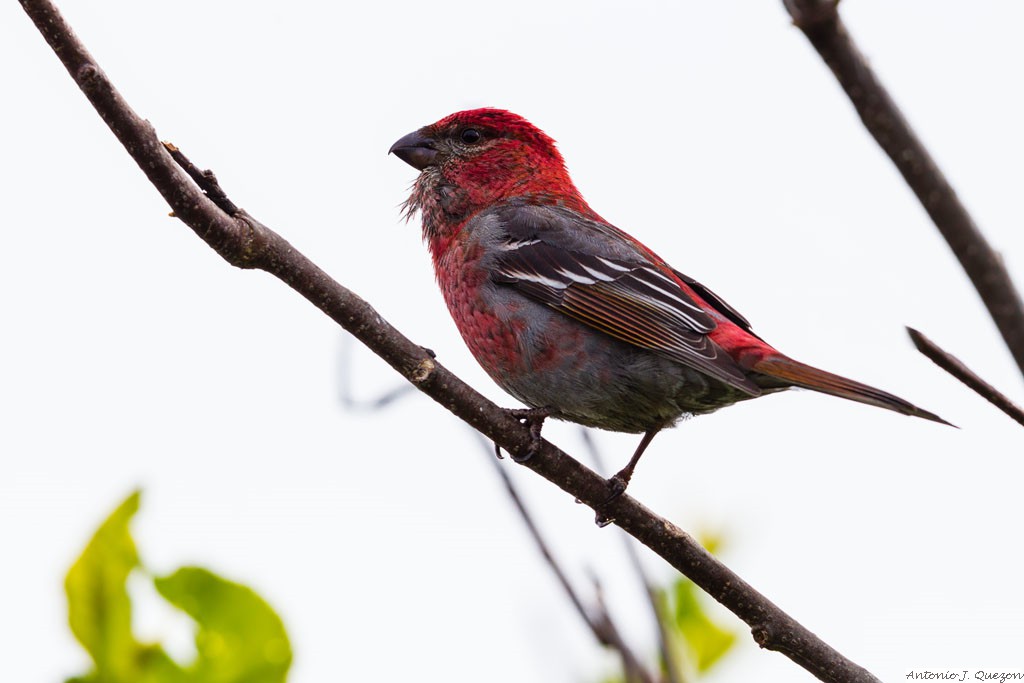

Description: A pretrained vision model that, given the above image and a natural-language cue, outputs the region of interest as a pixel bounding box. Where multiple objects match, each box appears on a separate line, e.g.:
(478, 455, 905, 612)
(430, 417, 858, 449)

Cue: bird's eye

(460, 128, 482, 144)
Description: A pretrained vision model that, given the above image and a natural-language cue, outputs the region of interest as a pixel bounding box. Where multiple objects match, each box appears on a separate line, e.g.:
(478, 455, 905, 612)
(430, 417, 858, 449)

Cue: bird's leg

(608, 427, 662, 499)
(593, 427, 662, 527)
(498, 406, 553, 462)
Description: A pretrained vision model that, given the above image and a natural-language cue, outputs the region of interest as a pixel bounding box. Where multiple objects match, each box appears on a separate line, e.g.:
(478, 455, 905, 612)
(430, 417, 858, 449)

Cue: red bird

(391, 108, 948, 493)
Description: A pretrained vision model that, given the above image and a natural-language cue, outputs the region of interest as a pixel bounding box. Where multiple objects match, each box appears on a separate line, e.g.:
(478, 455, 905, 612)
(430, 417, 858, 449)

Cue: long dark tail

(753, 355, 953, 426)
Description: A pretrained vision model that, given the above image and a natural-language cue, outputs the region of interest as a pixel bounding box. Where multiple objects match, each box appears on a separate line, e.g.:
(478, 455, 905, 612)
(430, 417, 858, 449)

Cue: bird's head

(391, 109, 590, 246)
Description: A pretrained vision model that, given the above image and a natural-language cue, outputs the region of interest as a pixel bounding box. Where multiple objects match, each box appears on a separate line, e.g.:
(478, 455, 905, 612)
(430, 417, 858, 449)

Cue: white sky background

(2, 1, 1023, 681)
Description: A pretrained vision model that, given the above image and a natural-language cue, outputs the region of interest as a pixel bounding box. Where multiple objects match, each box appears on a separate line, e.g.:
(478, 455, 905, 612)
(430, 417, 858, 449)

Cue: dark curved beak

(389, 129, 438, 171)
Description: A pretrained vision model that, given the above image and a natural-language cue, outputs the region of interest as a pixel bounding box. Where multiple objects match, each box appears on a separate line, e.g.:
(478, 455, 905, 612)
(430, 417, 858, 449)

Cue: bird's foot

(593, 474, 630, 527)
(591, 426, 661, 526)
(605, 474, 629, 502)
(496, 406, 552, 463)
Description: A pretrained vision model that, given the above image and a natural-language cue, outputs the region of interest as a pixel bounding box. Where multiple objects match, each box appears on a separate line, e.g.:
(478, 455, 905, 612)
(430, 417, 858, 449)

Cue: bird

(390, 108, 948, 496)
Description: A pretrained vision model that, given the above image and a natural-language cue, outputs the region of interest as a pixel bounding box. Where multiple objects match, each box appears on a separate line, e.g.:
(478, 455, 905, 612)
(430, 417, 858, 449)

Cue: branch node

(751, 618, 782, 650)
(75, 62, 101, 89)
(409, 356, 436, 384)
(226, 211, 262, 268)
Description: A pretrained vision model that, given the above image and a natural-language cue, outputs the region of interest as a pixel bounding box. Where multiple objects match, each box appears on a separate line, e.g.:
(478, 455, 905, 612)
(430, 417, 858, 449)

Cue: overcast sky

(3, 2, 1023, 681)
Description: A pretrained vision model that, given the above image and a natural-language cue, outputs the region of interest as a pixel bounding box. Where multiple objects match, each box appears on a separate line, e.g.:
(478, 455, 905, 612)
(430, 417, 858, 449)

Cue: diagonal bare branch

(333, 348, 660, 682)
(582, 431, 687, 683)
(908, 328, 1024, 428)
(19, 1, 881, 680)
(477, 433, 657, 683)
(783, 0, 1024, 380)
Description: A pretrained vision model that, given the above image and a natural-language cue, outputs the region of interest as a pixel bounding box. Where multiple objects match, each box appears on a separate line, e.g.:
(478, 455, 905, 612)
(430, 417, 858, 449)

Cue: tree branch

(19, 1, 880, 681)
(907, 328, 1024, 428)
(783, 0, 1024, 380)
(335, 348, 660, 682)
(479, 433, 657, 683)
(582, 430, 687, 683)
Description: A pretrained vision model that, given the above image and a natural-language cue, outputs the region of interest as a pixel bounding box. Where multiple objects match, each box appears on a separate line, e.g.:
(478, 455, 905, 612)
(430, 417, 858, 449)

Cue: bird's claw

(592, 475, 628, 527)
(503, 406, 552, 463)
(604, 475, 628, 502)
(507, 406, 552, 423)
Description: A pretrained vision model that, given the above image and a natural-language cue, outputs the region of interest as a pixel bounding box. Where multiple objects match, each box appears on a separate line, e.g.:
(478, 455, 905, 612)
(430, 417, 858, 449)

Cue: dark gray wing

(486, 203, 761, 395)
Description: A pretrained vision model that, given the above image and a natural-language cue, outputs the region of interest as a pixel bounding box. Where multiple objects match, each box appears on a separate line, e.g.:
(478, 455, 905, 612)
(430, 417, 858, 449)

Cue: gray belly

(481, 295, 764, 433)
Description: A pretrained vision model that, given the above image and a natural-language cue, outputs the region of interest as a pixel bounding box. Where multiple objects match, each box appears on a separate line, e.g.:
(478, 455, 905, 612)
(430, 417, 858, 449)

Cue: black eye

(460, 128, 482, 144)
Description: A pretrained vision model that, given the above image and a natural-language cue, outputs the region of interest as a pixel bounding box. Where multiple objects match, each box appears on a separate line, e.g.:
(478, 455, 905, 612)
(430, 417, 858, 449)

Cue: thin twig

(164, 142, 240, 215)
(474, 433, 656, 683)
(582, 431, 687, 683)
(783, 0, 1024, 380)
(334, 349, 659, 682)
(587, 572, 655, 683)
(19, 1, 882, 680)
(336, 342, 660, 681)
(908, 328, 1024, 428)
(337, 335, 418, 411)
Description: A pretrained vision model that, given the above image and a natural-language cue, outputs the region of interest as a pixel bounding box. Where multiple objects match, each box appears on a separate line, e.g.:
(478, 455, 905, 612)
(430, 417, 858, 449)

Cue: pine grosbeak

(390, 109, 947, 492)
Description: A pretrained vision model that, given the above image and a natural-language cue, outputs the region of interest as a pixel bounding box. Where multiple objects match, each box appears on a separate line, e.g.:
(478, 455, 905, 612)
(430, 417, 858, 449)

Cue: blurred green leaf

(669, 577, 736, 674)
(64, 490, 180, 683)
(155, 567, 291, 683)
(64, 491, 291, 683)
(595, 532, 738, 683)
(65, 490, 139, 669)
(656, 531, 737, 678)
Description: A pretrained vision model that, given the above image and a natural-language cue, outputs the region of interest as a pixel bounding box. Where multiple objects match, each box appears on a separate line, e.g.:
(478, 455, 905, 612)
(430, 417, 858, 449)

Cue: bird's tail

(752, 355, 953, 426)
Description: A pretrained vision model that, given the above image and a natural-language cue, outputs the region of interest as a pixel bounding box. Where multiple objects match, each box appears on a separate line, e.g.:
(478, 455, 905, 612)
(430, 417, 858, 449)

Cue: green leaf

(64, 492, 291, 683)
(65, 491, 187, 683)
(650, 532, 737, 678)
(670, 577, 736, 674)
(155, 567, 291, 683)
(65, 490, 140, 680)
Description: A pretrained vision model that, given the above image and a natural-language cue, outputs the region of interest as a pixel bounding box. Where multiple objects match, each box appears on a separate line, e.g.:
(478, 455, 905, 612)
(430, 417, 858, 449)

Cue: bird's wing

(670, 268, 762, 340)
(487, 204, 761, 395)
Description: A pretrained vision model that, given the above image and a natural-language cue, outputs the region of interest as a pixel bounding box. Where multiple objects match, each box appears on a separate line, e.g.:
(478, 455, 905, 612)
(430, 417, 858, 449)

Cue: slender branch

(582, 431, 687, 683)
(19, 1, 880, 681)
(476, 433, 656, 683)
(783, 0, 1024, 379)
(588, 574, 655, 683)
(907, 328, 1024, 428)
(337, 336, 419, 411)
(335, 347, 659, 682)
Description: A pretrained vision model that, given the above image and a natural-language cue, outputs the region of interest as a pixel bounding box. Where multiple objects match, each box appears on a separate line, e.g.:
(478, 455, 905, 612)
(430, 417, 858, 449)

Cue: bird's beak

(389, 129, 438, 171)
